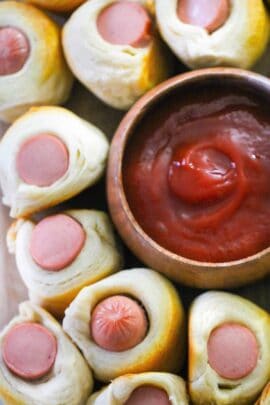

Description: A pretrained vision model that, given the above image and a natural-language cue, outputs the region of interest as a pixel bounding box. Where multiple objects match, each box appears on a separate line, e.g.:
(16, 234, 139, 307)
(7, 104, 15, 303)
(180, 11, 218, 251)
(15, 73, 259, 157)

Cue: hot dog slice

(177, 0, 230, 33)
(0, 27, 30, 76)
(90, 295, 148, 352)
(2, 322, 57, 380)
(125, 385, 171, 405)
(207, 323, 258, 380)
(97, 1, 152, 47)
(30, 214, 86, 271)
(16, 133, 69, 187)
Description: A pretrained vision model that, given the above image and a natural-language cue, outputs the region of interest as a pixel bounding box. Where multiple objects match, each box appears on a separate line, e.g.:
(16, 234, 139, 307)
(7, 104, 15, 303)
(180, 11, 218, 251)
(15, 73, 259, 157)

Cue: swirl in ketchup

(123, 87, 270, 262)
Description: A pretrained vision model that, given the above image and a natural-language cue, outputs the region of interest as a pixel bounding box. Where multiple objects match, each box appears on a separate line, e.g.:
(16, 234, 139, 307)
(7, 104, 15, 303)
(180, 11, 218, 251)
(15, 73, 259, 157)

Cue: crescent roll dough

(23, 0, 85, 12)
(7, 209, 123, 317)
(189, 292, 270, 405)
(87, 372, 189, 404)
(256, 382, 270, 405)
(0, 1, 73, 123)
(155, 0, 270, 69)
(62, 0, 172, 110)
(0, 301, 93, 405)
(0, 106, 109, 218)
(63, 268, 185, 382)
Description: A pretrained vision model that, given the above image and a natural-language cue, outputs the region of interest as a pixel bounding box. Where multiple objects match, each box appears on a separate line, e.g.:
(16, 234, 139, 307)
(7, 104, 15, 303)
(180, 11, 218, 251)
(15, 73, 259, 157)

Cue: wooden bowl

(107, 68, 270, 289)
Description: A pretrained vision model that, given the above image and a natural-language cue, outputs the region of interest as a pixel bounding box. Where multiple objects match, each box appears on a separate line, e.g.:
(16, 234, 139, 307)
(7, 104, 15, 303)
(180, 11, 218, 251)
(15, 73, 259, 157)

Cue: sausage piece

(16, 133, 69, 187)
(30, 214, 86, 271)
(125, 385, 171, 405)
(207, 323, 259, 380)
(2, 322, 57, 380)
(97, 1, 152, 47)
(90, 295, 148, 352)
(0, 27, 30, 76)
(177, 0, 230, 33)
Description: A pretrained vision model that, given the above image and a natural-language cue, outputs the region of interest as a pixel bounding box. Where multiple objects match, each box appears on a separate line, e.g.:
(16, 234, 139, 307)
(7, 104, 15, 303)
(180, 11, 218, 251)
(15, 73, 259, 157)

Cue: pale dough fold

(62, 0, 172, 110)
(87, 372, 189, 404)
(256, 382, 270, 405)
(22, 0, 85, 12)
(0, 301, 93, 405)
(0, 106, 109, 218)
(189, 291, 270, 405)
(155, 0, 270, 69)
(0, 1, 73, 123)
(63, 268, 185, 382)
(7, 209, 123, 317)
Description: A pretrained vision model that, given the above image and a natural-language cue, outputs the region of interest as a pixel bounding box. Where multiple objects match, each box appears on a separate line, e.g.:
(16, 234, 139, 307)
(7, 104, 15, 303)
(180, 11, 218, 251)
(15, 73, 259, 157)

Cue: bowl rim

(108, 67, 270, 269)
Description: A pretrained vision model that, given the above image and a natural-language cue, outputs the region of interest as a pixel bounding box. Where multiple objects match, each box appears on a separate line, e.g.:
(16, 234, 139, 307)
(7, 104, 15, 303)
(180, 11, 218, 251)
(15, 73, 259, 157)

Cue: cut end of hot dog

(16, 133, 69, 187)
(90, 295, 148, 352)
(0, 27, 30, 76)
(2, 322, 57, 380)
(207, 323, 259, 380)
(97, 1, 152, 47)
(30, 214, 86, 271)
(177, 0, 230, 33)
(125, 385, 171, 405)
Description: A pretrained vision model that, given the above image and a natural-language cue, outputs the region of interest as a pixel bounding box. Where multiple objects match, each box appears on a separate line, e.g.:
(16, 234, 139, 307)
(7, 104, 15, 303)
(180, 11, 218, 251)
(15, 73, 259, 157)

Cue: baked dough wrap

(87, 372, 189, 404)
(7, 209, 123, 317)
(256, 382, 270, 405)
(189, 291, 270, 405)
(22, 0, 85, 13)
(155, 0, 270, 69)
(0, 106, 109, 218)
(0, 1, 73, 123)
(0, 301, 93, 405)
(62, 0, 172, 110)
(63, 268, 185, 382)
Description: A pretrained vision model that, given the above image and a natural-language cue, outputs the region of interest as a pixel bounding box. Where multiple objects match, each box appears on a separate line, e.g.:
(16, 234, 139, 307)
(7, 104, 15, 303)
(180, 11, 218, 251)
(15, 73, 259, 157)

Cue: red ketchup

(123, 88, 270, 263)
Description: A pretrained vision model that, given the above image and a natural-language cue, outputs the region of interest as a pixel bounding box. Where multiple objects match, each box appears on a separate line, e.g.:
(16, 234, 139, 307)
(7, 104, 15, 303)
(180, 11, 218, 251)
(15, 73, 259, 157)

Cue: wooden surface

(0, 79, 269, 334)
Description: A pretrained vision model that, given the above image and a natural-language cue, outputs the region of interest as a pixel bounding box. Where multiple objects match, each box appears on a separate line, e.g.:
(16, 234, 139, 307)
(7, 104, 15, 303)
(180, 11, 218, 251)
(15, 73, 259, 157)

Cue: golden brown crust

(7, 210, 122, 318)
(156, 0, 270, 70)
(0, 107, 109, 218)
(0, 302, 93, 405)
(0, 2, 73, 122)
(23, 0, 85, 12)
(87, 372, 189, 404)
(62, 0, 172, 110)
(189, 292, 270, 405)
(63, 268, 186, 382)
(255, 382, 270, 405)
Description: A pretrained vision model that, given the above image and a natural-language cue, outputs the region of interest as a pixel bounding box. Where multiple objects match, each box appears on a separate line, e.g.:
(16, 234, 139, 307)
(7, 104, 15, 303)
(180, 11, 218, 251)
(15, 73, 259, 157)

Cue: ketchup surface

(123, 86, 270, 262)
